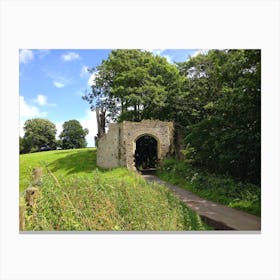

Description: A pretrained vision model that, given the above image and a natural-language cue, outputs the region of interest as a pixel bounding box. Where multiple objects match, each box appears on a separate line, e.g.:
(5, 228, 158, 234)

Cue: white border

(1, 0, 280, 279)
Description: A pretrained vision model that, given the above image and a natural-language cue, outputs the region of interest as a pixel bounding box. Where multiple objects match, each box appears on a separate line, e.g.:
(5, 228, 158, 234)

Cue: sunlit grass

(20, 149, 209, 231)
(19, 148, 96, 192)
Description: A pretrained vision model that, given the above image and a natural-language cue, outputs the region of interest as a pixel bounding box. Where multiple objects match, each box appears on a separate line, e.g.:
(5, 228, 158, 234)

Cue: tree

(59, 120, 89, 149)
(56, 139, 63, 148)
(82, 49, 183, 137)
(179, 50, 261, 184)
(23, 118, 57, 152)
(82, 49, 261, 184)
(19, 136, 27, 154)
(95, 107, 106, 139)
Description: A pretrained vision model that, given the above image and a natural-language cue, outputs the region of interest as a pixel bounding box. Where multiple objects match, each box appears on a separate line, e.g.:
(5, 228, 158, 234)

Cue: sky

(19, 49, 199, 147)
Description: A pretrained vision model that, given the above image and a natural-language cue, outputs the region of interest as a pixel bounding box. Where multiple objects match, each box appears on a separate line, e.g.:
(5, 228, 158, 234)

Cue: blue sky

(19, 49, 199, 147)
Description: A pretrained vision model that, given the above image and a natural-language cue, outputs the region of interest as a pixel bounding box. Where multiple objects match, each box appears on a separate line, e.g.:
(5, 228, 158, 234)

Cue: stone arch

(97, 120, 174, 170)
(133, 133, 160, 170)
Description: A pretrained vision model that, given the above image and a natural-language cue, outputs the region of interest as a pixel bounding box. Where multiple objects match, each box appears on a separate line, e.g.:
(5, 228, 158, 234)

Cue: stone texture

(97, 120, 174, 169)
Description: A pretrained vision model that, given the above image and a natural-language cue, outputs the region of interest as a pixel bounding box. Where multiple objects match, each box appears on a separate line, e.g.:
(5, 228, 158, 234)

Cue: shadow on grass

(48, 149, 103, 175)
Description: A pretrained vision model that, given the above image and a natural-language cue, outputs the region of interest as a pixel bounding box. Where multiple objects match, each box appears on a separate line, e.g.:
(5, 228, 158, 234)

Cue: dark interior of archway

(135, 135, 158, 170)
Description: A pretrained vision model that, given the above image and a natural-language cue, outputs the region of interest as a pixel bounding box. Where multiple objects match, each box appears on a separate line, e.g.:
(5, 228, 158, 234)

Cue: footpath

(142, 173, 261, 231)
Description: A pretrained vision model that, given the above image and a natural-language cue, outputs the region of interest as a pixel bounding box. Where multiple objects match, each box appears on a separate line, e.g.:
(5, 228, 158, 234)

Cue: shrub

(158, 159, 261, 216)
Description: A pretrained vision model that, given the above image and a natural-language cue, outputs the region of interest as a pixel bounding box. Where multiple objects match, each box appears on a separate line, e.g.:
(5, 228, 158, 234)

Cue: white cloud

(34, 94, 47, 106)
(19, 49, 34, 64)
(80, 65, 89, 78)
(20, 96, 47, 118)
(55, 122, 63, 140)
(79, 110, 97, 147)
(53, 81, 65, 88)
(34, 94, 56, 106)
(20, 96, 48, 136)
(88, 71, 98, 87)
(61, 52, 80, 62)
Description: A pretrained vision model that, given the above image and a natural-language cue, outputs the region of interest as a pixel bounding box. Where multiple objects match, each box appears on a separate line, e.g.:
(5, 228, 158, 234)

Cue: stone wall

(97, 120, 174, 169)
(96, 123, 122, 169)
(122, 120, 174, 169)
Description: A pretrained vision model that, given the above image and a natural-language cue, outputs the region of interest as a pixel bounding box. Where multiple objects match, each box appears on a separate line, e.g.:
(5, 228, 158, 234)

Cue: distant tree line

(20, 118, 89, 154)
(83, 49, 261, 185)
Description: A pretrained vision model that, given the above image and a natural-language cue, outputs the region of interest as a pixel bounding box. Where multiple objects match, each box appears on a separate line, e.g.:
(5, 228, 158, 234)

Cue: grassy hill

(20, 148, 96, 192)
(20, 148, 209, 231)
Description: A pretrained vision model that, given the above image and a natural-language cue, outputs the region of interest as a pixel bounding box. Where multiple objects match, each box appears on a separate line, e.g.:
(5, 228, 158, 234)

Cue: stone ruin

(97, 120, 174, 170)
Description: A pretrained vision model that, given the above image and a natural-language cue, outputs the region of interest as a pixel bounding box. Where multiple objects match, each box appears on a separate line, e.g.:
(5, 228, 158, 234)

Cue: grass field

(20, 148, 96, 192)
(20, 149, 209, 231)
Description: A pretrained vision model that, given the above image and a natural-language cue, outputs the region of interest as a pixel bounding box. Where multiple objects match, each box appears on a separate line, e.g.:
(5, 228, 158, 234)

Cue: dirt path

(142, 173, 261, 231)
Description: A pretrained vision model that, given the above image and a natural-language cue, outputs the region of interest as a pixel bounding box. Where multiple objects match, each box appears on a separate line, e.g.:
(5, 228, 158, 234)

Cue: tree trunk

(96, 108, 101, 138)
(96, 108, 106, 139)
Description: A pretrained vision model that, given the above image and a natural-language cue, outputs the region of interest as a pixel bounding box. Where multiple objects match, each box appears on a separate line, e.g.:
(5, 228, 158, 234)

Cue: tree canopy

(22, 118, 57, 153)
(83, 49, 182, 129)
(59, 120, 89, 149)
(178, 50, 261, 184)
(83, 49, 261, 185)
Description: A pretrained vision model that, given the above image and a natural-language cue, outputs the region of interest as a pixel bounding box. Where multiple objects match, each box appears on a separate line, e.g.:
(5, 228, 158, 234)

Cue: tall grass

(21, 149, 209, 231)
(24, 168, 207, 231)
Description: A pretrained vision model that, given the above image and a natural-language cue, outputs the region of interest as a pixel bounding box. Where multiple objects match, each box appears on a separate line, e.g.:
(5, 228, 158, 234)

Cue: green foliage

(19, 136, 28, 154)
(158, 159, 261, 216)
(56, 139, 62, 148)
(59, 119, 88, 149)
(21, 149, 208, 231)
(83, 49, 183, 124)
(22, 118, 57, 153)
(178, 50, 261, 184)
(83, 49, 261, 184)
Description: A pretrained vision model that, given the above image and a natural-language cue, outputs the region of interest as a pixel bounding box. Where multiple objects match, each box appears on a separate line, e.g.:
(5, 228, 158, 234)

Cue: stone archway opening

(97, 120, 174, 170)
(134, 135, 158, 171)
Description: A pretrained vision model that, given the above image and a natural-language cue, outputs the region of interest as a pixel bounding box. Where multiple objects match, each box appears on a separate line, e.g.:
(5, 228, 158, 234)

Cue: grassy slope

(20, 149, 209, 231)
(20, 148, 96, 192)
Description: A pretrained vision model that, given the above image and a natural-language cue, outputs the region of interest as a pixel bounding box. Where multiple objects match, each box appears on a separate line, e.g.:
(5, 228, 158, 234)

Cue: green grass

(20, 149, 209, 231)
(20, 148, 96, 192)
(157, 159, 261, 217)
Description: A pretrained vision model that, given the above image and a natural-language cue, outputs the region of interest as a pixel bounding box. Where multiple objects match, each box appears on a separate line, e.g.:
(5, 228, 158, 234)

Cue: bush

(158, 159, 261, 216)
